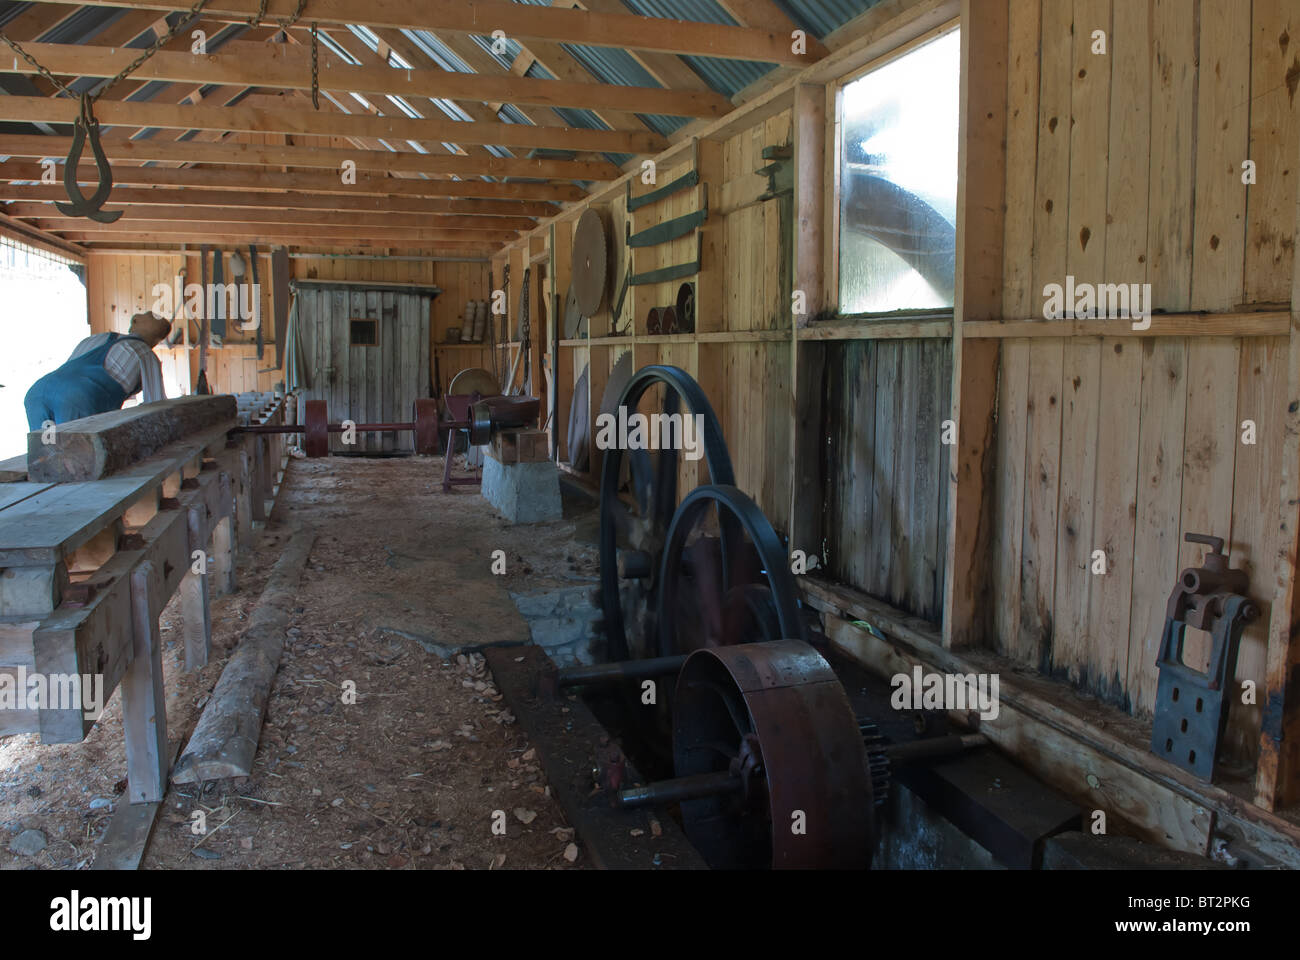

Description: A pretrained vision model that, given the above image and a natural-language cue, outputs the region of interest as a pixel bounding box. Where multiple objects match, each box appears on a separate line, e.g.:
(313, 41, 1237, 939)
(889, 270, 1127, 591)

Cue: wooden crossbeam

(0, 182, 550, 218)
(6, 202, 531, 233)
(60, 233, 497, 255)
(0, 95, 666, 155)
(6, 200, 533, 231)
(0, 159, 584, 202)
(31, 219, 518, 244)
(4, 41, 733, 118)
(32, 0, 813, 64)
(0, 134, 617, 181)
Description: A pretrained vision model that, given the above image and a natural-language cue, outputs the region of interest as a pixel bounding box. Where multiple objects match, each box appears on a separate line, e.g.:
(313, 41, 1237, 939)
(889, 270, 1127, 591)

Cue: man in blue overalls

(25, 312, 172, 429)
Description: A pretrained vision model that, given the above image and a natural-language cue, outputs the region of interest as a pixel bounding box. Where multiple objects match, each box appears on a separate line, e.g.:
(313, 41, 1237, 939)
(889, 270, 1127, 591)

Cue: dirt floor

(0, 454, 601, 870)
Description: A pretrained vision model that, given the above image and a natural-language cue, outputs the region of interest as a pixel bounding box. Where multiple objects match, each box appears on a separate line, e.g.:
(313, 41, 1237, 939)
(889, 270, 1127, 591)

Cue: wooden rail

(0, 392, 291, 804)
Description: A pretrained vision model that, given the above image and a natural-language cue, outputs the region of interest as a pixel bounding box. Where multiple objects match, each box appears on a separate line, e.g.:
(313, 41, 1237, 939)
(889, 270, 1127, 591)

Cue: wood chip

(650, 818, 662, 838)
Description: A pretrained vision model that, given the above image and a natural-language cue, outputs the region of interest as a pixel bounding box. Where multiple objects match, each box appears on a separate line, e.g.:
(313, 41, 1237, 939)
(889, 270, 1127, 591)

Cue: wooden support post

(251, 435, 267, 521)
(791, 83, 825, 327)
(180, 504, 210, 671)
(1256, 131, 1300, 809)
(213, 469, 237, 595)
(788, 82, 828, 555)
(121, 560, 167, 804)
(236, 448, 253, 545)
(942, 1, 1007, 649)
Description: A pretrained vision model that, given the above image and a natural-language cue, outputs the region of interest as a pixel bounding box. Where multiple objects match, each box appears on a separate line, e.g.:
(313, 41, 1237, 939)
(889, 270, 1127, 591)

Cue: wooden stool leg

(122, 562, 167, 804)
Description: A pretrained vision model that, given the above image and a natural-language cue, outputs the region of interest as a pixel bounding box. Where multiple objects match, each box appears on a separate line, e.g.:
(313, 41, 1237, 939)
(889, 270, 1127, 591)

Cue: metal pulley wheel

(413, 398, 439, 454)
(655, 483, 806, 659)
(304, 398, 328, 457)
(673, 640, 875, 869)
(572, 208, 608, 316)
(675, 282, 695, 334)
(597, 365, 733, 664)
(447, 367, 499, 398)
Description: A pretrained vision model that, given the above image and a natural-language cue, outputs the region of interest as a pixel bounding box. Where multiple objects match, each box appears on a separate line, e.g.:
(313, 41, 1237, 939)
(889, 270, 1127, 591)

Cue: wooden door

(296, 286, 431, 454)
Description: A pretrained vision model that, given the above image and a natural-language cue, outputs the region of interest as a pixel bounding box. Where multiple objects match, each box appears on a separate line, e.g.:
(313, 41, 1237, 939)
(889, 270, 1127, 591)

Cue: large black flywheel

(597, 365, 733, 663)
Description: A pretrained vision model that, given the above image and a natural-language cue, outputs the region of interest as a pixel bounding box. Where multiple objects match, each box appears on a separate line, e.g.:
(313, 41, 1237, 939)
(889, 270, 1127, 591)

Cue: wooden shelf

(557, 329, 790, 347)
(796, 318, 953, 341)
(434, 341, 520, 350)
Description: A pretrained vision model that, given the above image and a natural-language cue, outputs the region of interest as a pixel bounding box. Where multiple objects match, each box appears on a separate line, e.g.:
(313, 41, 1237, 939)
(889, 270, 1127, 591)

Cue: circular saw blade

(563, 283, 587, 340)
(448, 367, 499, 397)
(573, 208, 608, 317)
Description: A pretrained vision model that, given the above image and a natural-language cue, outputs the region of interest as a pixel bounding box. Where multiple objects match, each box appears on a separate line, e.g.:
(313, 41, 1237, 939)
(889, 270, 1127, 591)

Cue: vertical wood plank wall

(86, 254, 491, 402)
(991, 0, 1298, 766)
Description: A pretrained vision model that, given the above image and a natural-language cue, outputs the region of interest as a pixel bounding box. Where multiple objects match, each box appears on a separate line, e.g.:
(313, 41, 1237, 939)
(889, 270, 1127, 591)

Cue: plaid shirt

(68, 333, 166, 403)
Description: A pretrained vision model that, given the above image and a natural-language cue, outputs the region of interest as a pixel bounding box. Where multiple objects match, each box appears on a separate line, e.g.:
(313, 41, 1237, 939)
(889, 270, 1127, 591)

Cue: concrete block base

(481, 452, 562, 523)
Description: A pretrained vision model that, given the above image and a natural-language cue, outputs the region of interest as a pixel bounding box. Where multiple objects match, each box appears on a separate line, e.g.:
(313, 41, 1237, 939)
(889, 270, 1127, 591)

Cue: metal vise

(1150, 533, 1258, 782)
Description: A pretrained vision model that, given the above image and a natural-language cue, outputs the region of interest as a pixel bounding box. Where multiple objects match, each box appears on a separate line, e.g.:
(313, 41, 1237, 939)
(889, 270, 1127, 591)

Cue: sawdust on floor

(0, 455, 599, 870)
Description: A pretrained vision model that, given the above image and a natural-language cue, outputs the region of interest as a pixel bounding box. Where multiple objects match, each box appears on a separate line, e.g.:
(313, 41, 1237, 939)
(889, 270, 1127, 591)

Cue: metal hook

(54, 95, 123, 223)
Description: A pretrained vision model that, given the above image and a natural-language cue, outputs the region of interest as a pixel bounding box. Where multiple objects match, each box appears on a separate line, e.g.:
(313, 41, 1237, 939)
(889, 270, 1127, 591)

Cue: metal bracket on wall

(627, 201, 709, 248)
(628, 233, 703, 287)
(627, 168, 700, 212)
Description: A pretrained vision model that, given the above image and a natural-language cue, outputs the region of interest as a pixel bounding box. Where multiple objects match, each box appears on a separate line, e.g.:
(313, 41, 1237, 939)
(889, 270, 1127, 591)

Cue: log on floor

(171, 526, 316, 783)
(27, 395, 236, 482)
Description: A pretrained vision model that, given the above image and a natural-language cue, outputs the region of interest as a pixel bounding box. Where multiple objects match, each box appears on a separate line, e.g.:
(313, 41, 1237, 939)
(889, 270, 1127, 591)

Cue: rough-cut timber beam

(1255, 128, 1300, 810)
(62, 234, 497, 255)
(36, 220, 517, 245)
(27, 396, 237, 483)
(5, 201, 534, 233)
(942, 1, 1005, 649)
(0, 160, 584, 203)
(0, 96, 667, 156)
(34, 0, 812, 64)
(0, 182, 550, 219)
(33, 221, 518, 244)
(4, 42, 733, 118)
(172, 527, 316, 784)
(0, 135, 618, 181)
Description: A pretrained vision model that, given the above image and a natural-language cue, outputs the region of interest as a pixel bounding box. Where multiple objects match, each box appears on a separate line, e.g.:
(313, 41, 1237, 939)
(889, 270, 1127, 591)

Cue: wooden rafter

(3, 41, 733, 117)
(0, 182, 552, 218)
(3, 201, 533, 233)
(29, 218, 519, 243)
(0, 95, 663, 154)
(0, 159, 582, 202)
(33, 0, 816, 64)
(0, 134, 620, 180)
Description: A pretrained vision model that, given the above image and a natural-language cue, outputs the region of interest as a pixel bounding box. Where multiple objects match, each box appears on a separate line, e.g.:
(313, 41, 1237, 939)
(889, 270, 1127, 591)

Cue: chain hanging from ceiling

(0, 0, 322, 219)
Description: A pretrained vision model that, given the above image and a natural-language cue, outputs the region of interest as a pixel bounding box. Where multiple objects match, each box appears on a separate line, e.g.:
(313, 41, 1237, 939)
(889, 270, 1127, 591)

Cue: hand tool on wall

(248, 244, 263, 360)
(196, 245, 211, 395)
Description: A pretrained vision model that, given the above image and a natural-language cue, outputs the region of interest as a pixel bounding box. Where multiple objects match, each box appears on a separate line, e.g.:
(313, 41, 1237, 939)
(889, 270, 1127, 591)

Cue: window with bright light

(0, 236, 88, 455)
(838, 28, 960, 316)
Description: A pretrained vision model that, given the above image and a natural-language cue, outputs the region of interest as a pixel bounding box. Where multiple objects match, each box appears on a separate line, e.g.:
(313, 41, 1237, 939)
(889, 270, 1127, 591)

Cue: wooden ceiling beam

(0, 134, 618, 180)
(37, 219, 515, 243)
(0, 159, 580, 201)
(4, 41, 733, 117)
(3, 201, 534, 232)
(30, 0, 814, 64)
(0, 181, 550, 217)
(0, 95, 662, 154)
(67, 235, 498, 255)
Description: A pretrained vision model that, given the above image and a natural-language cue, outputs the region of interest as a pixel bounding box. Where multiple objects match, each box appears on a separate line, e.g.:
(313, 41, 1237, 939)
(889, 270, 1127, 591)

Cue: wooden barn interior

(0, 0, 1298, 876)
